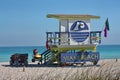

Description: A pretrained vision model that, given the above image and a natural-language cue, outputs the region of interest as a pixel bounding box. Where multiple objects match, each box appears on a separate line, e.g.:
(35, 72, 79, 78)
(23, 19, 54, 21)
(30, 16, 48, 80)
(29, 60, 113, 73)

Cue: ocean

(0, 45, 120, 62)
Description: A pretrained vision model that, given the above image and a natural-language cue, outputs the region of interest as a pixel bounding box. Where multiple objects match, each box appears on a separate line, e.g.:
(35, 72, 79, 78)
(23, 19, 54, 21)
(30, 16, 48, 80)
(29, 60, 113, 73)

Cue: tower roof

(47, 14, 100, 20)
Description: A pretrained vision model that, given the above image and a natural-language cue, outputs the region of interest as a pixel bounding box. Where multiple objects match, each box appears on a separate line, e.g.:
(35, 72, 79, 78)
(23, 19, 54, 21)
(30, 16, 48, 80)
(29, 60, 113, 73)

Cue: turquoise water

(0, 46, 46, 62)
(0, 45, 120, 62)
(98, 45, 120, 59)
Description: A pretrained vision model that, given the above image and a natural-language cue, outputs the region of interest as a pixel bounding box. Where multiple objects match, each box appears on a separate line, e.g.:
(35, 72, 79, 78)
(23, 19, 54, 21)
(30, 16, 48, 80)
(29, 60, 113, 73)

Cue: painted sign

(70, 21, 89, 42)
(60, 52, 99, 63)
(70, 21, 89, 31)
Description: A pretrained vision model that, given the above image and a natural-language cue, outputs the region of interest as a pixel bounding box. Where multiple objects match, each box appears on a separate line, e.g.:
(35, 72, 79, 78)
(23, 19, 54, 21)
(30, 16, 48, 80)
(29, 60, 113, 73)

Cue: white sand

(0, 59, 120, 80)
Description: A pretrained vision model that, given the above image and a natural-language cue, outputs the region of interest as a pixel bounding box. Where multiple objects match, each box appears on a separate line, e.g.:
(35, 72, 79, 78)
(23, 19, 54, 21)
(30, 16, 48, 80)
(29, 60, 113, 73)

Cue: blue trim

(71, 32, 89, 42)
(72, 38, 87, 42)
(46, 31, 102, 45)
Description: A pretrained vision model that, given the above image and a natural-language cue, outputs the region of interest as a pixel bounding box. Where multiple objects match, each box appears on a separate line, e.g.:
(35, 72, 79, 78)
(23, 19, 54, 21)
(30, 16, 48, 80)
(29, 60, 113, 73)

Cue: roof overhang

(47, 14, 100, 20)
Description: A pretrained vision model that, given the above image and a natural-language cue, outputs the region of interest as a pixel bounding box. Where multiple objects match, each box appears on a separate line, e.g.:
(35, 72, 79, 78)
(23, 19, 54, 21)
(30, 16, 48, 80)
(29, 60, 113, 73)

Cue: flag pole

(101, 24, 105, 32)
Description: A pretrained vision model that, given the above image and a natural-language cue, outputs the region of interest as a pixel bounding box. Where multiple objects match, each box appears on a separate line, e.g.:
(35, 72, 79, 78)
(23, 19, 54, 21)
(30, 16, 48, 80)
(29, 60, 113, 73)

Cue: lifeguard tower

(33, 14, 102, 65)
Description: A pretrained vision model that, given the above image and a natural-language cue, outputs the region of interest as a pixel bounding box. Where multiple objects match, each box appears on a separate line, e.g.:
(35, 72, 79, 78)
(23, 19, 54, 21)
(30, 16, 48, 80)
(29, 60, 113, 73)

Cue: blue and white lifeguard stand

(38, 14, 102, 65)
(46, 14, 101, 49)
(45, 14, 102, 65)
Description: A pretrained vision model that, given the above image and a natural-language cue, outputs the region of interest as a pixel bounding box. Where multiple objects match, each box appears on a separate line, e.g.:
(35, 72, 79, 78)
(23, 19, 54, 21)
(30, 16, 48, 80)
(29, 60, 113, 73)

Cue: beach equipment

(34, 54, 41, 59)
(32, 49, 42, 63)
(32, 49, 50, 64)
(32, 54, 42, 64)
(10, 53, 28, 66)
(33, 14, 103, 66)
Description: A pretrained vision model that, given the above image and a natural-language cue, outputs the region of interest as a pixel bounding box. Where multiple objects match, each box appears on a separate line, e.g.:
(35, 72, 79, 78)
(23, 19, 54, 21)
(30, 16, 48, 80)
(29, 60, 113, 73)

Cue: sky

(0, 0, 120, 46)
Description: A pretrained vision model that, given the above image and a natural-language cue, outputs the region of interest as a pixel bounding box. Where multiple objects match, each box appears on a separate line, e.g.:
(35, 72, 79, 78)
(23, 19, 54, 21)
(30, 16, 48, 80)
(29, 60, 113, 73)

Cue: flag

(105, 18, 109, 31)
(104, 18, 109, 37)
(104, 27, 107, 37)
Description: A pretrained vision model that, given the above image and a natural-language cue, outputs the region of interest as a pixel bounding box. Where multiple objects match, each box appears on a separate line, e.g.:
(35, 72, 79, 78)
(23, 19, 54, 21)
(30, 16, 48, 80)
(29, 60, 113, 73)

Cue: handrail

(41, 49, 50, 56)
(46, 31, 102, 45)
(40, 49, 51, 64)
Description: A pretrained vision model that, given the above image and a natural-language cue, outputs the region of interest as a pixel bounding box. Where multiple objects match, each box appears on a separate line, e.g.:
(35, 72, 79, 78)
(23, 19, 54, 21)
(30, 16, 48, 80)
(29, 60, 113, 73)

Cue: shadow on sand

(2, 63, 100, 68)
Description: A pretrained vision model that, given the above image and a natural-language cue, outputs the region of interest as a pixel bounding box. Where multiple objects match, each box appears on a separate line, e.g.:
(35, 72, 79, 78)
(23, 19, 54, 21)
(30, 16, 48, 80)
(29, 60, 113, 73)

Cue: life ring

(46, 40, 50, 49)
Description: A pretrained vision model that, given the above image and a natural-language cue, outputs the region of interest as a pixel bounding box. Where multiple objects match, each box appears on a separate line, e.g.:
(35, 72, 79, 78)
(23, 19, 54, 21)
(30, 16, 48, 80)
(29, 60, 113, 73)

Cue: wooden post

(23, 65, 25, 72)
(116, 58, 118, 62)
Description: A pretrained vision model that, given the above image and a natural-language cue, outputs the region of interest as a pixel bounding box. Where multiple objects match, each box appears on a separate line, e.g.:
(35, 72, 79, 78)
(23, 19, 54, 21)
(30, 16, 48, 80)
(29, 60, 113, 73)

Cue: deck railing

(46, 31, 102, 45)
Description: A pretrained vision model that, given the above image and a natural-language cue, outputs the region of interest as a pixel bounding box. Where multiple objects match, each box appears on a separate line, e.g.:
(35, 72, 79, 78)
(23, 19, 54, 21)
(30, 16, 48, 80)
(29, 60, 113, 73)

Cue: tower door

(60, 33, 69, 45)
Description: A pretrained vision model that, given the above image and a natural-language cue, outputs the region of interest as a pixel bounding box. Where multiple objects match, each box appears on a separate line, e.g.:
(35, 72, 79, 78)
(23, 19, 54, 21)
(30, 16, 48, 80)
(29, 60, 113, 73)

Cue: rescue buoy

(46, 40, 50, 49)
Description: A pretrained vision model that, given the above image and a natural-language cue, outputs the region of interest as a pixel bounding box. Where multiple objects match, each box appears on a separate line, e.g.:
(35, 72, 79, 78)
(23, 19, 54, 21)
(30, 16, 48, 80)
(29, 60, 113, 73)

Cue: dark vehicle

(10, 53, 28, 66)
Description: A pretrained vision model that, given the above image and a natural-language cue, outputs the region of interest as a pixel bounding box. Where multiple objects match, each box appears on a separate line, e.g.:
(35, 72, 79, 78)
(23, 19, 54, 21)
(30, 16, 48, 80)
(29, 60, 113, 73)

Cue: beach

(0, 59, 120, 80)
